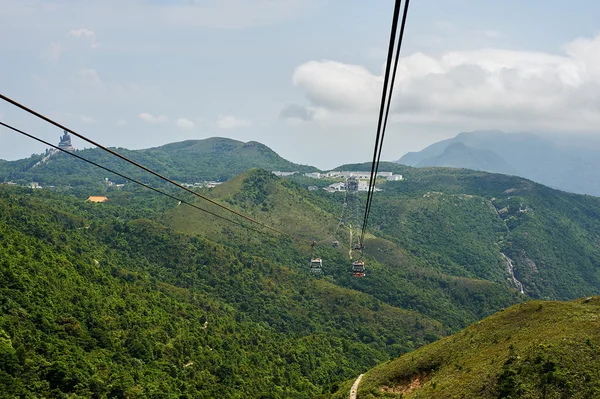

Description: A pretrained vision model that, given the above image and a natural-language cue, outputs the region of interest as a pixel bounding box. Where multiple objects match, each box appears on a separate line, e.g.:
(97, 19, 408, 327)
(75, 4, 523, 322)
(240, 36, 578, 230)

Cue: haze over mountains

(397, 130, 600, 197)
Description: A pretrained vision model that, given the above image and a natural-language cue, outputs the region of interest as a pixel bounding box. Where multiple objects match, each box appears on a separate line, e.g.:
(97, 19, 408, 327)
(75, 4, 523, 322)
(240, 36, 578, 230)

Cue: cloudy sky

(1, 0, 600, 169)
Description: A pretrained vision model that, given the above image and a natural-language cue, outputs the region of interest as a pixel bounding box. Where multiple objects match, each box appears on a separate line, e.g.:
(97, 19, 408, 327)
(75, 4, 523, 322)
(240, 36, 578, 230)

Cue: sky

(1, 0, 600, 169)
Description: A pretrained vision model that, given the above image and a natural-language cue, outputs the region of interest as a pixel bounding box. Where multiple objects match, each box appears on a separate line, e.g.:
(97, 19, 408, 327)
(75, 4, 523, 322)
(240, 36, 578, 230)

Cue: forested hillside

(338, 297, 600, 398)
(165, 169, 523, 330)
(319, 162, 600, 300)
(0, 137, 317, 187)
(2, 155, 600, 398)
(0, 186, 443, 398)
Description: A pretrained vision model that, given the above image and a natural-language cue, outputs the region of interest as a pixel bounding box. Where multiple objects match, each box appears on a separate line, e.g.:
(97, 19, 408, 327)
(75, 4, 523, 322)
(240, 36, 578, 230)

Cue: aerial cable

(365, 0, 411, 231)
(0, 93, 291, 238)
(0, 120, 275, 238)
(371, 0, 410, 204)
(315, 188, 348, 245)
(360, 0, 403, 242)
(360, 0, 410, 245)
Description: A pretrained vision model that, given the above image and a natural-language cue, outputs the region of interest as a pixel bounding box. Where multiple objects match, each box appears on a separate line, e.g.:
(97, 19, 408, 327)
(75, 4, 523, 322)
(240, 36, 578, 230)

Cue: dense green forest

(2, 144, 600, 398)
(0, 186, 445, 398)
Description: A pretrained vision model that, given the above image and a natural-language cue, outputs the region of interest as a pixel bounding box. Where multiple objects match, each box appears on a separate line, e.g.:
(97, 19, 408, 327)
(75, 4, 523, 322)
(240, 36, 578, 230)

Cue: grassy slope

(347, 297, 600, 399)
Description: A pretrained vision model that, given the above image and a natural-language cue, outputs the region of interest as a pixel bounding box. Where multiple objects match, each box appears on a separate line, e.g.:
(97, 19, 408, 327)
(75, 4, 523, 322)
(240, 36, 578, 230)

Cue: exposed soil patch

(380, 373, 431, 396)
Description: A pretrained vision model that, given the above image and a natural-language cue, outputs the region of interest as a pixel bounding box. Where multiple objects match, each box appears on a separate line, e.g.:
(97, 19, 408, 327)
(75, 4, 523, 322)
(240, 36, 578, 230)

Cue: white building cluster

(271, 170, 403, 193)
(181, 181, 223, 189)
(322, 181, 382, 193)
(301, 171, 403, 181)
(271, 171, 298, 177)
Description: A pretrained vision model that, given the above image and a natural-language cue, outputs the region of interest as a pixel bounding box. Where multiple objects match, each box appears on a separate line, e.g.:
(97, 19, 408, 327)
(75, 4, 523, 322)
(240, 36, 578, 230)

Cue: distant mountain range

(397, 130, 600, 197)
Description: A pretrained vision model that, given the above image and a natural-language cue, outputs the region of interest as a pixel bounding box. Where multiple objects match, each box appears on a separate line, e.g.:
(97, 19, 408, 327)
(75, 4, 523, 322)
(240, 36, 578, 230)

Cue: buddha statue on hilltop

(58, 130, 75, 151)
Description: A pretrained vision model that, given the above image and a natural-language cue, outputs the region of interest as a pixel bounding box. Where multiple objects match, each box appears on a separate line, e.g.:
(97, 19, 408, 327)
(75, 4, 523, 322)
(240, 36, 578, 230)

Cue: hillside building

(387, 174, 403, 181)
(87, 196, 108, 203)
(304, 172, 322, 179)
(324, 182, 346, 192)
(305, 171, 402, 180)
(272, 171, 298, 177)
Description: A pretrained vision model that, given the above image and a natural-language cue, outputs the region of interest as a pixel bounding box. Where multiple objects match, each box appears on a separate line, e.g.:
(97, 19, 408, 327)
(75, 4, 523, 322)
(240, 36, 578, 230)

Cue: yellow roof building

(87, 196, 108, 203)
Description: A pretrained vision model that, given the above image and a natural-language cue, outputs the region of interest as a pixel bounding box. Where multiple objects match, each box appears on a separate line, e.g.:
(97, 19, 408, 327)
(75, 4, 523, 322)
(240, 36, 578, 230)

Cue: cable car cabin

(352, 260, 365, 277)
(332, 240, 340, 248)
(310, 258, 323, 273)
(353, 243, 363, 251)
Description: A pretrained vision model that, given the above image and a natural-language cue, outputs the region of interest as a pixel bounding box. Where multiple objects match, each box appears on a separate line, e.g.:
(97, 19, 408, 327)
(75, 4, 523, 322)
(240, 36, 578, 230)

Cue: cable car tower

(345, 176, 366, 277)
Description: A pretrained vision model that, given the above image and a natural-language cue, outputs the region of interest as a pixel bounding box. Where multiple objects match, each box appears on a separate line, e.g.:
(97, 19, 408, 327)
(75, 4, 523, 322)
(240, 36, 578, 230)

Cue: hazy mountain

(397, 130, 600, 196)
(415, 142, 517, 175)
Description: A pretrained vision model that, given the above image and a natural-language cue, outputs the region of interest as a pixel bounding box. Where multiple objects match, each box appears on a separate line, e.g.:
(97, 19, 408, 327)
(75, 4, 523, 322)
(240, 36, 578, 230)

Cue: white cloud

(43, 42, 62, 63)
(289, 34, 600, 133)
(68, 28, 96, 40)
(139, 112, 168, 124)
(68, 28, 99, 48)
(292, 61, 382, 112)
(117, 118, 128, 126)
(279, 104, 317, 121)
(176, 118, 195, 130)
(78, 68, 106, 91)
(216, 115, 251, 129)
(80, 115, 98, 124)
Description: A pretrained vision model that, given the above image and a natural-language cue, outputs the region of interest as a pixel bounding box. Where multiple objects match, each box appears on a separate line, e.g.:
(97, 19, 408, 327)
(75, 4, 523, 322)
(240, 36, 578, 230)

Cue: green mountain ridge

(328, 161, 600, 299)
(0, 137, 318, 187)
(338, 297, 600, 399)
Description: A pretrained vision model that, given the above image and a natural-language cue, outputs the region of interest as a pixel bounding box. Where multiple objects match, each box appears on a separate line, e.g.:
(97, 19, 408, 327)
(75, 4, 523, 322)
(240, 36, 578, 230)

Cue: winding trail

(349, 374, 364, 399)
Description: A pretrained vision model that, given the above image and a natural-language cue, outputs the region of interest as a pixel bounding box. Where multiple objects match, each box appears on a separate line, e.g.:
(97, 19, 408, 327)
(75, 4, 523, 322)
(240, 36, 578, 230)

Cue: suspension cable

(360, 0, 410, 244)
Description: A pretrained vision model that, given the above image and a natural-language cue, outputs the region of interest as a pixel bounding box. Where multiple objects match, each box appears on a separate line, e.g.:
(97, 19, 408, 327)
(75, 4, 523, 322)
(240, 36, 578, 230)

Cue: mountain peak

(396, 131, 600, 196)
(1, 137, 318, 185)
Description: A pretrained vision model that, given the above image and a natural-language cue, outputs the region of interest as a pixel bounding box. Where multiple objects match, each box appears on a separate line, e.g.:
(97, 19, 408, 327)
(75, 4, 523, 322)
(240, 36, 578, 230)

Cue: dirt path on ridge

(349, 374, 364, 399)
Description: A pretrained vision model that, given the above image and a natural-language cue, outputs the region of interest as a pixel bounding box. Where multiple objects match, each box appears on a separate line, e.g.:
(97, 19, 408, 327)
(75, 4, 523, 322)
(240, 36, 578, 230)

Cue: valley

(1, 140, 600, 398)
